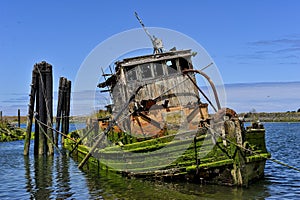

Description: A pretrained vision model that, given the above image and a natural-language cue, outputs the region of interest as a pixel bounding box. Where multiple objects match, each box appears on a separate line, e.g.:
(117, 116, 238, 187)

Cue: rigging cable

(34, 113, 63, 155)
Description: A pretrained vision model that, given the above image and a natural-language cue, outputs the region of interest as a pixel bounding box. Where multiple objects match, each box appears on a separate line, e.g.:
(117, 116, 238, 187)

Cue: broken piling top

(33, 61, 52, 74)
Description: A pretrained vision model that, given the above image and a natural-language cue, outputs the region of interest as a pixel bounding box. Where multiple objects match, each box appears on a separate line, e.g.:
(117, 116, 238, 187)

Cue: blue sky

(0, 1, 300, 115)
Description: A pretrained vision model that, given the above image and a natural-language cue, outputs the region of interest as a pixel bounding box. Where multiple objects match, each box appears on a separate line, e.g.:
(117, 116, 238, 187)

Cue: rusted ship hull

(65, 119, 270, 186)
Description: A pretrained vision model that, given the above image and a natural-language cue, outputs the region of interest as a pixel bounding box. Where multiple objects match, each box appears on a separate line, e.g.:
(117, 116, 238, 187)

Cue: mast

(135, 12, 164, 54)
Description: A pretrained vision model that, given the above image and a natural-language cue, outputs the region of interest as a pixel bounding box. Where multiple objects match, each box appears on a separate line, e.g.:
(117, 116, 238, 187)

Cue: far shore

(2, 111, 300, 124)
(238, 111, 300, 122)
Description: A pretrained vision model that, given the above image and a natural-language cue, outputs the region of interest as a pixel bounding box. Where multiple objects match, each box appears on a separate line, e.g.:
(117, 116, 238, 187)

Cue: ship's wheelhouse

(98, 49, 209, 135)
(111, 50, 199, 109)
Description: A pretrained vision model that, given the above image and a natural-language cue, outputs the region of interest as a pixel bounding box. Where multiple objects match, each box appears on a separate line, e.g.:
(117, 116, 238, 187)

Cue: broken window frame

(153, 61, 165, 77)
(125, 66, 138, 81)
(139, 63, 153, 79)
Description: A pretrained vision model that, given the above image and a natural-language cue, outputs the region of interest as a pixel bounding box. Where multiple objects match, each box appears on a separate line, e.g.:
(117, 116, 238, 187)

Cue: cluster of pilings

(23, 61, 71, 156)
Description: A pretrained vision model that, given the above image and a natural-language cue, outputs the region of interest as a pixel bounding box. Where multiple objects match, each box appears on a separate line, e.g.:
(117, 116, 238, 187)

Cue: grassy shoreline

(239, 111, 300, 122)
(2, 116, 27, 124)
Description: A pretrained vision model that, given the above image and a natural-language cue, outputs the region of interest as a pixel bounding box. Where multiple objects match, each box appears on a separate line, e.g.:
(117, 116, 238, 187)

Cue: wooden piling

(55, 77, 71, 146)
(65, 80, 71, 137)
(38, 69, 46, 155)
(61, 78, 67, 146)
(24, 66, 37, 156)
(34, 73, 40, 155)
(45, 64, 54, 155)
(18, 109, 21, 128)
(55, 77, 64, 146)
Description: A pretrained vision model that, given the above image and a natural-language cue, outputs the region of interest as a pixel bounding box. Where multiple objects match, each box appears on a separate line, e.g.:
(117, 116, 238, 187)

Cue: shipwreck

(66, 13, 270, 186)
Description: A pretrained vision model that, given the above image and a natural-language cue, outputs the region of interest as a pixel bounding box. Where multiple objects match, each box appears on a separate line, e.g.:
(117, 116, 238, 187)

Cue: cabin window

(153, 62, 164, 76)
(166, 59, 177, 74)
(126, 67, 137, 81)
(140, 63, 153, 79)
(178, 57, 190, 71)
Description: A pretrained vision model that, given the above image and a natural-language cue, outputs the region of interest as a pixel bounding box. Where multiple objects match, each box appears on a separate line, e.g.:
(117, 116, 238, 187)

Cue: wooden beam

(24, 66, 37, 156)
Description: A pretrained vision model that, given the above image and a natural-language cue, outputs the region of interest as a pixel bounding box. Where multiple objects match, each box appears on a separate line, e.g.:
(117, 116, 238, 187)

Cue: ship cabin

(98, 49, 209, 137)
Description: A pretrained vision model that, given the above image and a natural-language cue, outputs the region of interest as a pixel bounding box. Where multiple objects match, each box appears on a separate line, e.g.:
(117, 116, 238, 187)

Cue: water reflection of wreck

(67, 13, 271, 186)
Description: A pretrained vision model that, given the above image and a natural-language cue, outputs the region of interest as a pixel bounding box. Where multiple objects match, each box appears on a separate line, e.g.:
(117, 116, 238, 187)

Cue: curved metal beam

(182, 69, 221, 111)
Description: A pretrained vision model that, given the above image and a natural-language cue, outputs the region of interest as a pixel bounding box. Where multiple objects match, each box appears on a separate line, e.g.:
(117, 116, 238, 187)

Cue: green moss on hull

(65, 124, 270, 186)
(186, 159, 234, 173)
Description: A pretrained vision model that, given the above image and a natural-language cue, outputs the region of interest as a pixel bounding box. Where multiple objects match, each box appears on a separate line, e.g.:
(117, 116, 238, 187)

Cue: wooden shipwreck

(65, 13, 270, 186)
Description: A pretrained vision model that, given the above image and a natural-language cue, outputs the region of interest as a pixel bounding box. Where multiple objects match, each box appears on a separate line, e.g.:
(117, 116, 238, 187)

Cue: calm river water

(0, 122, 299, 199)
